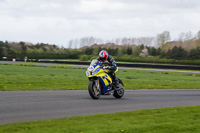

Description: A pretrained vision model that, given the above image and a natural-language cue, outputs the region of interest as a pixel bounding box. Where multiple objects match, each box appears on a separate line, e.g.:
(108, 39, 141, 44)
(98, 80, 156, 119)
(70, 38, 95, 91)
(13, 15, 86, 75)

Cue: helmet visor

(100, 57, 106, 61)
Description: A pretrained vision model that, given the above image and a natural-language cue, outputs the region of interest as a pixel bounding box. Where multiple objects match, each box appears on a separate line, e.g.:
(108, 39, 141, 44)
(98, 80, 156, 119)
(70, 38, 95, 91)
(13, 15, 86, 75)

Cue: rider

(96, 50, 120, 90)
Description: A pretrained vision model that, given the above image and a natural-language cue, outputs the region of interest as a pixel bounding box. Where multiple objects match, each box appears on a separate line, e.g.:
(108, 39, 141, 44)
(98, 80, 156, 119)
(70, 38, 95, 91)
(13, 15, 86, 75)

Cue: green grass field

(1, 63, 200, 91)
(1, 63, 200, 132)
(0, 106, 200, 133)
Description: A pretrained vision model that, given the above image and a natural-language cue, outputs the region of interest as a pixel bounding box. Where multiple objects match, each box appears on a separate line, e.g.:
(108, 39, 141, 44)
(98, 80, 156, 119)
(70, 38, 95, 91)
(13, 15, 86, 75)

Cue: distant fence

(1, 58, 200, 70)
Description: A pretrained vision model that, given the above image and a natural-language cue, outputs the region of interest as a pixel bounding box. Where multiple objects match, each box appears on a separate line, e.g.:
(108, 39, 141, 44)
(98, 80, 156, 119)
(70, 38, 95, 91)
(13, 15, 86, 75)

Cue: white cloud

(0, 0, 200, 47)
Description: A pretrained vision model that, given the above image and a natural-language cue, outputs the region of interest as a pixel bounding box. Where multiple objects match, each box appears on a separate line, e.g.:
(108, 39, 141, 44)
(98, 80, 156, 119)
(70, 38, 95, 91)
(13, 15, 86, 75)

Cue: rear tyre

(113, 78, 124, 99)
(88, 80, 101, 99)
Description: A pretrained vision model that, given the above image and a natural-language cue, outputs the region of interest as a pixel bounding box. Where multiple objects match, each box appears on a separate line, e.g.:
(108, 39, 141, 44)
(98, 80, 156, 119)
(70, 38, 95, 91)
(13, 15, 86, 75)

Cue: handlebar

(101, 66, 111, 69)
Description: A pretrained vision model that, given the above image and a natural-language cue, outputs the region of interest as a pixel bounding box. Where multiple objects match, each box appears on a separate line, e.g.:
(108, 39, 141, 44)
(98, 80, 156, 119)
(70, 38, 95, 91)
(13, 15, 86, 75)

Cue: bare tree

(74, 39, 79, 49)
(68, 40, 73, 48)
(80, 37, 87, 47)
(185, 31, 193, 41)
(121, 37, 128, 45)
(114, 38, 121, 45)
(178, 32, 185, 42)
(156, 31, 171, 47)
(88, 37, 96, 46)
(95, 38, 104, 44)
(197, 31, 200, 40)
(130, 37, 136, 45)
(133, 37, 155, 46)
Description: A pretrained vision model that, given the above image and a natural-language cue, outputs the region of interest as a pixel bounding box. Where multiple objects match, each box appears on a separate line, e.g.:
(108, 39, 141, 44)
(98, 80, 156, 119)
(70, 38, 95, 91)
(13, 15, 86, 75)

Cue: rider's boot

(114, 79, 121, 91)
(110, 73, 122, 91)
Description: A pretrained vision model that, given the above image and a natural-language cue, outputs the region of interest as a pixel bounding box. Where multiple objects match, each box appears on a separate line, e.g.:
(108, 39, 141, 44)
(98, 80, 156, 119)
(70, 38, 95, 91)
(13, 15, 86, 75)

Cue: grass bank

(0, 106, 200, 133)
(1, 63, 200, 91)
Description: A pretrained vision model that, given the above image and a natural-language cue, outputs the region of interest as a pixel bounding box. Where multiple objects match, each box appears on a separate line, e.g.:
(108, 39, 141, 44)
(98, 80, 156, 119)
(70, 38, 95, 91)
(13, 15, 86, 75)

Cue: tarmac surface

(0, 89, 200, 124)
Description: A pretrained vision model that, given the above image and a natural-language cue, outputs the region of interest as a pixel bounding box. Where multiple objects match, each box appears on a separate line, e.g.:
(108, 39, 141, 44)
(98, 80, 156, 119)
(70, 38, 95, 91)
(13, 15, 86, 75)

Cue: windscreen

(90, 59, 99, 66)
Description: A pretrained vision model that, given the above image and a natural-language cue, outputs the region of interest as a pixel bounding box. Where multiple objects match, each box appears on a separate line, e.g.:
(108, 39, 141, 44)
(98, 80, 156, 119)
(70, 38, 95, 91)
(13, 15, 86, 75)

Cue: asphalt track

(0, 89, 200, 124)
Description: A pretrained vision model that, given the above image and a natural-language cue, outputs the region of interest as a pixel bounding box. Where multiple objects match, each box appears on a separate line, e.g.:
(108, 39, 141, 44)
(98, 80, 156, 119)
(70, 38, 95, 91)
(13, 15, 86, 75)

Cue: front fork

(95, 79, 101, 92)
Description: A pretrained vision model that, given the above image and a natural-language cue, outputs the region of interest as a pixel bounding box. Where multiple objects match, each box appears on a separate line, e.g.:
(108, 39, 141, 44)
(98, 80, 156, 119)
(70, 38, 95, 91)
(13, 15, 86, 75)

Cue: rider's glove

(104, 66, 111, 69)
(102, 66, 111, 71)
(102, 66, 106, 70)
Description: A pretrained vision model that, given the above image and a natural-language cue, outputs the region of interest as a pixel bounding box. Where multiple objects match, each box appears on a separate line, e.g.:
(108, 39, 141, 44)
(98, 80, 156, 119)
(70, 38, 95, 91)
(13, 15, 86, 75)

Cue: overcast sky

(0, 0, 200, 47)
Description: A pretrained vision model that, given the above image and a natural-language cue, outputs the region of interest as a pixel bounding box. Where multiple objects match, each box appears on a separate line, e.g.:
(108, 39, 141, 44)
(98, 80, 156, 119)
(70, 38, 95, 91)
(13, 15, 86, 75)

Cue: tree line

(1, 30, 200, 63)
(1, 41, 200, 61)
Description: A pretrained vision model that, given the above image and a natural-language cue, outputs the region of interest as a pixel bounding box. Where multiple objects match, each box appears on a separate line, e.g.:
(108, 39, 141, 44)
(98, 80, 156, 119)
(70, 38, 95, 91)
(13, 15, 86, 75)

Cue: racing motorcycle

(86, 59, 125, 99)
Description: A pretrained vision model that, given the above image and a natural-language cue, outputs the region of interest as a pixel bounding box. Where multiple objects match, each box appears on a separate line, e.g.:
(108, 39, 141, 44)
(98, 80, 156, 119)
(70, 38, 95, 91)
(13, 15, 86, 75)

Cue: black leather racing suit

(96, 55, 118, 85)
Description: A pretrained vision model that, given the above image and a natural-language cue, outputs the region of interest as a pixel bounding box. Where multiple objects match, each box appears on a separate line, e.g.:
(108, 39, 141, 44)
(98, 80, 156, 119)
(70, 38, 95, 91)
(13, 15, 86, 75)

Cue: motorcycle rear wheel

(88, 80, 101, 99)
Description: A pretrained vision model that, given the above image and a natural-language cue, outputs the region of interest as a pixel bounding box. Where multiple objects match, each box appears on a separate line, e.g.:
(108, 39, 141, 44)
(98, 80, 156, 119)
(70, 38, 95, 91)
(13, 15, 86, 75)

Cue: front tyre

(113, 78, 125, 99)
(88, 80, 101, 99)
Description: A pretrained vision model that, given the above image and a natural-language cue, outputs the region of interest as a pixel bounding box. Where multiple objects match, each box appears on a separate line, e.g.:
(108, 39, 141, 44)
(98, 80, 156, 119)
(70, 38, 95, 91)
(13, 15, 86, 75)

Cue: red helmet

(99, 50, 108, 62)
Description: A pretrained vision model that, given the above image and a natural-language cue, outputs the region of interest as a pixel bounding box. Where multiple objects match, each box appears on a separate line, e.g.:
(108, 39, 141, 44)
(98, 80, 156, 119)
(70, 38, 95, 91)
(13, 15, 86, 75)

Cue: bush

(188, 47, 200, 60)
(166, 46, 187, 60)
(79, 55, 88, 61)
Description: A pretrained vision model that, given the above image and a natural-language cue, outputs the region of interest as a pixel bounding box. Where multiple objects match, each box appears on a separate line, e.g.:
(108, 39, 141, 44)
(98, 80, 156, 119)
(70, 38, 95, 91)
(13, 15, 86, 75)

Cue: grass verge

(1, 63, 200, 91)
(0, 106, 200, 133)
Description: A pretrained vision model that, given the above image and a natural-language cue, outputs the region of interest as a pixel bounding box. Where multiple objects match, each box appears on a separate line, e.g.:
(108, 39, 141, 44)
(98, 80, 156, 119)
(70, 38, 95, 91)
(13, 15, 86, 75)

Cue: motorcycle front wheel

(88, 80, 101, 99)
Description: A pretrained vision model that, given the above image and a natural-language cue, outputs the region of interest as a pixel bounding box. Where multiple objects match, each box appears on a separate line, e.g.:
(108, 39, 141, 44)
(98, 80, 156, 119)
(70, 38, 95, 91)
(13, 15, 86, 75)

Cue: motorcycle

(86, 59, 125, 99)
